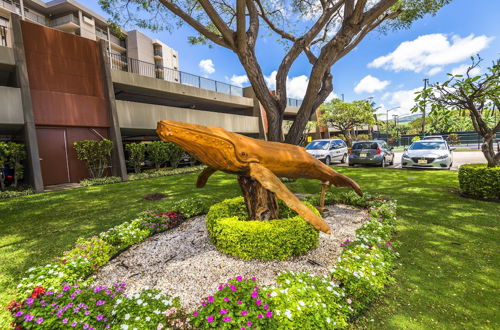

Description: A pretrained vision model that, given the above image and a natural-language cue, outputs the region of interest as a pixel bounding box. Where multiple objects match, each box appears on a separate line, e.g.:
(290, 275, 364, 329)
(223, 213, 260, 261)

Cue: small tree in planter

(166, 142, 185, 169)
(5, 142, 26, 187)
(126, 143, 147, 173)
(74, 139, 113, 178)
(146, 141, 169, 170)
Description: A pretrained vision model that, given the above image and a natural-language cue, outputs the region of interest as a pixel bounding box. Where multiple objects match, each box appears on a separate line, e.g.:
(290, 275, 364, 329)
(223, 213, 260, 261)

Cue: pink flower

(224, 297, 230, 302)
(247, 321, 252, 327)
(207, 296, 214, 303)
(241, 310, 248, 316)
(207, 316, 214, 323)
(256, 299, 262, 306)
(263, 304, 269, 310)
(201, 301, 206, 306)
(218, 285, 223, 291)
(220, 309, 228, 314)
(193, 311, 198, 316)
(251, 277, 256, 281)
(36, 317, 44, 324)
(266, 311, 273, 318)
(237, 300, 243, 305)
(230, 285, 237, 292)
(385, 241, 391, 247)
(236, 276, 243, 281)
(223, 317, 232, 322)
(257, 313, 263, 319)
(251, 291, 258, 298)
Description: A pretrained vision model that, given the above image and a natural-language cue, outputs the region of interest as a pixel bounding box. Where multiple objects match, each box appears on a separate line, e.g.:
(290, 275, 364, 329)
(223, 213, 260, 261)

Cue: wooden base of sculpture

(238, 175, 279, 221)
(318, 182, 329, 212)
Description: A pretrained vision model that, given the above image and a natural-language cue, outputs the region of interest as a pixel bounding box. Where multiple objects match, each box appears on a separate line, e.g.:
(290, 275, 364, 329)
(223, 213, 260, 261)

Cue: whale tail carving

(326, 169, 363, 196)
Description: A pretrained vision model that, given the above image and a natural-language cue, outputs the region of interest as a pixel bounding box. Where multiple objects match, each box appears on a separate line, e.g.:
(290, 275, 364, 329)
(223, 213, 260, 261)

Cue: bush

(447, 133, 460, 145)
(63, 236, 114, 270)
(99, 219, 151, 252)
(355, 134, 370, 141)
(169, 197, 215, 217)
(206, 197, 320, 260)
(137, 210, 186, 233)
(80, 176, 122, 187)
(458, 164, 500, 199)
(126, 142, 147, 174)
(128, 165, 205, 181)
(166, 142, 185, 169)
(0, 142, 27, 190)
(74, 139, 113, 178)
(146, 141, 170, 170)
(411, 136, 421, 142)
(191, 277, 275, 329)
(0, 187, 33, 199)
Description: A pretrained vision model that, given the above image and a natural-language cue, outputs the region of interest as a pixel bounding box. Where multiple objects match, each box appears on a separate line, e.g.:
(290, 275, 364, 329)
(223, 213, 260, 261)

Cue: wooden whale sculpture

(156, 120, 362, 234)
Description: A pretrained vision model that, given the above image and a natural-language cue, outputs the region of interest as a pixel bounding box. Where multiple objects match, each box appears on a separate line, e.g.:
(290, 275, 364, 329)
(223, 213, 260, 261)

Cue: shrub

(166, 142, 185, 169)
(355, 134, 370, 141)
(8, 283, 178, 329)
(447, 133, 460, 145)
(206, 197, 320, 260)
(99, 219, 151, 252)
(411, 136, 421, 142)
(301, 190, 377, 208)
(458, 164, 500, 199)
(0, 142, 27, 190)
(128, 165, 205, 181)
(169, 197, 215, 218)
(190, 277, 274, 329)
(0, 187, 33, 199)
(74, 139, 113, 178)
(137, 210, 186, 233)
(146, 141, 170, 170)
(80, 176, 122, 187)
(63, 236, 114, 271)
(126, 143, 147, 174)
(268, 272, 351, 329)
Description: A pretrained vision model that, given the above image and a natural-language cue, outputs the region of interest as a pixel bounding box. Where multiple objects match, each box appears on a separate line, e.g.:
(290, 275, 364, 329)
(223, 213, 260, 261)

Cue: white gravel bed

(93, 204, 367, 311)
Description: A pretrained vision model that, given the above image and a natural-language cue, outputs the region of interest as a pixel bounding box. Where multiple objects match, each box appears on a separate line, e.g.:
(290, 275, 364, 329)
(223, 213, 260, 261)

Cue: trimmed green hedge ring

(458, 164, 500, 200)
(206, 197, 320, 260)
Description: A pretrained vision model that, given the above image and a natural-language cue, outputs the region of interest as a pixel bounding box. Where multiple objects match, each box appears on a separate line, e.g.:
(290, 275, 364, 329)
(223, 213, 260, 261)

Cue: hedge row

(458, 164, 500, 200)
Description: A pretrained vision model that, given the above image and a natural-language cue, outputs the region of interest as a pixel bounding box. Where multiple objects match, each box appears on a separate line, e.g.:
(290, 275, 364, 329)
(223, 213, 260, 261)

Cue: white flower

(275, 310, 281, 316)
(120, 325, 129, 330)
(135, 317, 140, 321)
(124, 314, 130, 320)
(146, 316, 151, 322)
(112, 310, 116, 315)
(285, 279, 291, 284)
(285, 309, 293, 319)
(327, 286, 332, 291)
(326, 317, 331, 323)
(153, 310, 161, 314)
(298, 301, 305, 306)
(137, 299, 143, 305)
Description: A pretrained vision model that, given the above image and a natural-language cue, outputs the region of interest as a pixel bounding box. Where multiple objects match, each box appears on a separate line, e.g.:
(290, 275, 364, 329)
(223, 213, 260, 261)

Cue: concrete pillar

(243, 86, 266, 140)
(98, 40, 128, 181)
(11, 15, 43, 192)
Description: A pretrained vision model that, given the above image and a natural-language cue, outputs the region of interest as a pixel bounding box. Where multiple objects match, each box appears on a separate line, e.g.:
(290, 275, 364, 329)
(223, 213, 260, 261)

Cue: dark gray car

(348, 140, 394, 167)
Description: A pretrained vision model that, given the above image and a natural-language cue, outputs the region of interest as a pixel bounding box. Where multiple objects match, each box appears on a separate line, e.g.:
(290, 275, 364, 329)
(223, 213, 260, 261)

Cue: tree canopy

(100, 0, 452, 144)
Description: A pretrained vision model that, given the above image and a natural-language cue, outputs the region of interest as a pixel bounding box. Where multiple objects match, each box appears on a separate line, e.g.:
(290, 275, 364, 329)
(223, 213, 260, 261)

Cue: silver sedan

(402, 140, 453, 170)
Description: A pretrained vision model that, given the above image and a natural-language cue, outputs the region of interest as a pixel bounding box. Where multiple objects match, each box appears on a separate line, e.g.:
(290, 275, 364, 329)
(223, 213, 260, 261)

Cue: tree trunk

(481, 134, 500, 167)
(237, 175, 279, 220)
(343, 129, 353, 148)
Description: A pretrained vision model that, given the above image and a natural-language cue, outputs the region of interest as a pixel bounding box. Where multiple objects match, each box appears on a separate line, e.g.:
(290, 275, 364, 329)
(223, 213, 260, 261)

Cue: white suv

(305, 139, 348, 165)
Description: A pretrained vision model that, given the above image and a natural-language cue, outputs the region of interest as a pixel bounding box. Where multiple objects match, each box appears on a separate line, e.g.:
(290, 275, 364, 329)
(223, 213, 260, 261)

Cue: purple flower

(14, 311, 23, 317)
(256, 299, 262, 306)
(251, 277, 256, 281)
(63, 285, 71, 291)
(266, 311, 273, 318)
(85, 310, 91, 315)
(207, 296, 214, 303)
(247, 321, 252, 327)
(201, 301, 207, 306)
(24, 314, 34, 321)
(62, 318, 69, 324)
(83, 324, 90, 329)
(223, 297, 230, 302)
(220, 309, 228, 314)
(230, 285, 237, 292)
(207, 316, 214, 323)
(236, 276, 243, 281)
(71, 321, 77, 327)
(251, 291, 258, 298)
(193, 311, 198, 316)
(96, 300, 106, 306)
(25, 297, 34, 306)
(241, 310, 248, 316)
(385, 241, 391, 247)
(263, 304, 269, 310)
(218, 285, 223, 291)
(223, 316, 232, 322)
(257, 313, 263, 319)
(237, 300, 243, 305)
(36, 317, 44, 324)
(97, 314, 104, 321)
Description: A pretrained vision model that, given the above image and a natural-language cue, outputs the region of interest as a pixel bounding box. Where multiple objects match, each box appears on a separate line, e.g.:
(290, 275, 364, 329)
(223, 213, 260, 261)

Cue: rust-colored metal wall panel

(36, 128, 70, 185)
(65, 127, 108, 183)
(21, 20, 109, 127)
(30, 90, 109, 127)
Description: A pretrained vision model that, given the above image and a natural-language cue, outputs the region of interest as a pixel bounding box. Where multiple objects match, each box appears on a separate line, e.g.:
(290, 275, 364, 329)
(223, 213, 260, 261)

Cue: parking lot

(337, 151, 486, 170)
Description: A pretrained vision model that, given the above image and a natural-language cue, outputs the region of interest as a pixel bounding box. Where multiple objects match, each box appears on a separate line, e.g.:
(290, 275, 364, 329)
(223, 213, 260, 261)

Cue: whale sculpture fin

(196, 166, 218, 188)
(329, 172, 363, 196)
(248, 163, 331, 234)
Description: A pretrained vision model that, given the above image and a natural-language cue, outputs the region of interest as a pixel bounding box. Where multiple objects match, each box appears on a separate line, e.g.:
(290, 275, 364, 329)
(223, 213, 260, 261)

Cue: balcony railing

(49, 14, 79, 28)
(95, 28, 108, 40)
(25, 10, 47, 26)
(109, 34, 126, 48)
(287, 98, 303, 107)
(107, 52, 244, 97)
(0, 0, 16, 13)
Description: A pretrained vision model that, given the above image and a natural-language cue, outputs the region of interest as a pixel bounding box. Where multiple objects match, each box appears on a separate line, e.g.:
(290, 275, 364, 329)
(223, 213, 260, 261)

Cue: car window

(409, 141, 447, 150)
(306, 141, 329, 150)
(352, 142, 378, 150)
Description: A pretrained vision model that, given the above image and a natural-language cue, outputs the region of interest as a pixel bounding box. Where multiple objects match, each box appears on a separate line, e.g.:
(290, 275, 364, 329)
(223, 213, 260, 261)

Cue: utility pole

(422, 78, 429, 136)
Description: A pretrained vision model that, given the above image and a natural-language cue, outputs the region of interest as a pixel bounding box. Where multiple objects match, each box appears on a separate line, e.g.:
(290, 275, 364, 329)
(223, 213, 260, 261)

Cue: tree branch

(236, 0, 247, 51)
(255, 0, 297, 41)
(198, 0, 236, 48)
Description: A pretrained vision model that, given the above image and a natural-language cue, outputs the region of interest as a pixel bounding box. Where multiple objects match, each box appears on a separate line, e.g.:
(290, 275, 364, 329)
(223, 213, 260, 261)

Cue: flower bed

(206, 197, 320, 260)
(458, 164, 500, 200)
(8, 191, 398, 329)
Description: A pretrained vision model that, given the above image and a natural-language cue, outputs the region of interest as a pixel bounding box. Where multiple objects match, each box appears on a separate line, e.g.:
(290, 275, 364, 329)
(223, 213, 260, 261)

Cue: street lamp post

(377, 107, 400, 142)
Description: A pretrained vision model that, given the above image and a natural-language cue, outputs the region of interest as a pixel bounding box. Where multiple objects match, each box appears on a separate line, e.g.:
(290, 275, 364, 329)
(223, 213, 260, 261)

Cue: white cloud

(198, 59, 215, 75)
(354, 75, 390, 94)
(381, 87, 423, 115)
(450, 64, 481, 76)
(229, 74, 249, 87)
(369, 33, 494, 73)
(426, 67, 443, 76)
(264, 71, 312, 99)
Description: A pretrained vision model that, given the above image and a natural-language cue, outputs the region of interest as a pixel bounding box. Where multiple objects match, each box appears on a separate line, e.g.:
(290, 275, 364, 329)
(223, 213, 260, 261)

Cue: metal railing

(287, 98, 303, 107)
(0, 0, 16, 13)
(109, 34, 126, 48)
(49, 14, 79, 28)
(108, 52, 244, 97)
(25, 10, 47, 26)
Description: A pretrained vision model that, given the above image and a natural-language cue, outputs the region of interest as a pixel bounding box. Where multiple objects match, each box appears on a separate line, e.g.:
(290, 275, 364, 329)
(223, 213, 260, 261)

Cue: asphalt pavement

(336, 151, 486, 170)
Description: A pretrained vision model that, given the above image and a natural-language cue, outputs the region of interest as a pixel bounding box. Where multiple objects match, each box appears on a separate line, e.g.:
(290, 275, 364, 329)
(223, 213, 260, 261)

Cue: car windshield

(409, 141, 447, 150)
(306, 141, 329, 150)
(352, 142, 378, 150)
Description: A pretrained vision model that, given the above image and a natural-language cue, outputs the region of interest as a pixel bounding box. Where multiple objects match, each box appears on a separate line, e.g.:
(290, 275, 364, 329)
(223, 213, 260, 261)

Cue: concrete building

(0, 1, 312, 191)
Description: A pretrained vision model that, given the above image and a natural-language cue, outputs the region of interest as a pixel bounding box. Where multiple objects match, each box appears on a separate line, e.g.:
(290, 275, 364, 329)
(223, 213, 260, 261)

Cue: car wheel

(380, 158, 386, 168)
(325, 156, 331, 166)
(348, 161, 355, 167)
(340, 154, 347, 163)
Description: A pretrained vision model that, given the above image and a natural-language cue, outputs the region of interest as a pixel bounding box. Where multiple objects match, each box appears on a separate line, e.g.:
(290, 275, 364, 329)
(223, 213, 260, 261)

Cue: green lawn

(0, 168, 498, 328)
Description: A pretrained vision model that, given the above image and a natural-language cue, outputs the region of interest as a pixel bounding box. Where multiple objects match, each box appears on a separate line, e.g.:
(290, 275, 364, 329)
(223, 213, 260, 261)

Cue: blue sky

(80, 0, 499, 117)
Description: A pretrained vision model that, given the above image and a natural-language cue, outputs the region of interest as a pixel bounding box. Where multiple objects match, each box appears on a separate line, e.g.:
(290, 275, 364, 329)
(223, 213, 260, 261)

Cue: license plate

(360, 153, 367, 157)
(418, 159, 427, 164)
